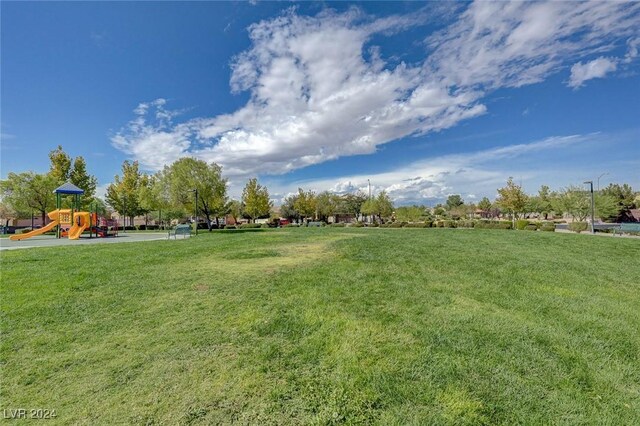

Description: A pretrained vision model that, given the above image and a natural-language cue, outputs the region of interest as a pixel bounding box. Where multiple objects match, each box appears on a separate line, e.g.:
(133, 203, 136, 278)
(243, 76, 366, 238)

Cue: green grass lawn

(2, 229, 639, 424)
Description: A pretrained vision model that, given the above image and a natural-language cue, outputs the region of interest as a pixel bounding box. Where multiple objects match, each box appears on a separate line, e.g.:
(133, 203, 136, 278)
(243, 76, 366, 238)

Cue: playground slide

(68, 212, 91, 240)
(9, 221, 58, 241)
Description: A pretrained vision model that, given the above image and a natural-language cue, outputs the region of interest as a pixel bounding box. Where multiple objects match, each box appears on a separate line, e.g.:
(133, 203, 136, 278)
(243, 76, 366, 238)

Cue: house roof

(53, 182, 85, 195)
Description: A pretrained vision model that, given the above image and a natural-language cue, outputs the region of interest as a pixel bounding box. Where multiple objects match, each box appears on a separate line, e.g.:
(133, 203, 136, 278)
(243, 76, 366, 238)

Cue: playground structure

(9, 182, 118, 241)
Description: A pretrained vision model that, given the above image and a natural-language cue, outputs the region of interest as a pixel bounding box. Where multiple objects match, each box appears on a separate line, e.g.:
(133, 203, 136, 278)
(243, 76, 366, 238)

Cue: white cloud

(111, 2, 640, 179)
(262, 134, 596, 205)
(568, 57, 618, 88)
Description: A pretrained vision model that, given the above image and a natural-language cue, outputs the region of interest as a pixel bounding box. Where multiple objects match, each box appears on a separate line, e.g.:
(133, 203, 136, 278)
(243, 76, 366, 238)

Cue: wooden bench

(168, 224, 192, 239)
(613, 223, 640, 236)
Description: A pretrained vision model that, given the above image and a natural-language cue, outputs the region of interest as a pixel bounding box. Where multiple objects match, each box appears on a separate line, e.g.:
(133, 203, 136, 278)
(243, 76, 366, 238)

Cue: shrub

(525, 224, 538, 231)
(283, 223, 299, 228)
(224, 225, 236, 229)
(516, 219, 530, 230)
(442, 220, 456, 228)
(17, 227, 33, 234)
(458, 220, 475, 228)
(260, 224, 270, 229)
(330, 223, 346, 227)
(239, 223, 262, 229)
(475, 220, 512, 230)
(568, 222, 588, 233)
(404, 222, 430, 228)
(541, 222, 555, 232)
(350, 222, 365, 228)
(368, 222, 380, 227)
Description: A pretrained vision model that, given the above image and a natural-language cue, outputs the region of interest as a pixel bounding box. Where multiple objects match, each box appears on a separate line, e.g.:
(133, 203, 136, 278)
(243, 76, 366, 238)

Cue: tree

(376, 191, 394, 222)
(595, 194, 621, 222)
(69, 156, 97, 207)
(315, 191, 340, 221)
(0, 201, 17, 227)
(496, 177, 528, 227)
(0, 172, 57, 225)
(226, 199, 243, 224)
(395, 205, 425, 222)
(339, 191, 368, 219)
(360, 198, 378, 222)
(105, 160, 143, 227)
(478, 197, 492, 217)
(241, 178, 271, 223)
(280, 195, 300, 222)
(164, 158, 227, 230)
(446, 194, 464, 210)
(602, 183, 636, 221)
(553, 186, 590, 221)
(293, 188, 317, 221)
(48, 145, 72, 183)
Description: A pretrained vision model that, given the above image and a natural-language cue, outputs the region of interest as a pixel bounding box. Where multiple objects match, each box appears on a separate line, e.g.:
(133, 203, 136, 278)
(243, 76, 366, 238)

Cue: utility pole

(584, 181, 595, 234)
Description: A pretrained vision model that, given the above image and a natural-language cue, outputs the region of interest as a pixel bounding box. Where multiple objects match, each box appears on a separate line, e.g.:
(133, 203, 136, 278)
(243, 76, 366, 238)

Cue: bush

(350, 222, 365, 228)
(525, 224, 538, 231)
(475, 220, 512, 230)
(442, 220, 456, 228)
(516, 219, 530, 230)
(541, 222, 555, 232)
(330, 223, 346, 227)
(404, 222, 430, 228)
(458, 220, 474, 228)
(568, 222, 588, 233)
(239, 223, 262, 229)
(224, 225, 236, 229)
(17, 227, 33, 234)
(283, 223, 299, 228)
(261, 224, 270, 229)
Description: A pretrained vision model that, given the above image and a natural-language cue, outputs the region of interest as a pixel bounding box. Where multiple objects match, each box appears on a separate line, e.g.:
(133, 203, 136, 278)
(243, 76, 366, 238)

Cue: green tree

(48, 145, 72, 183)
(69, 156, 98, 207)
(496, 177, 528, 227)
(0, 172, 57, 225)
(446, 194, 464, 210)
(601, 183, 635, 221)
(376, 191, 394, 222)
(105, 160, 143, 227)
(241, 178, 271, 223)
(315, 191, 340, 221)
(339, 191, 368, 219)
(164, 158, 227, 230)
(360, 198, 378, 222)
(280, 195, 300, 222)
(553, 186, 589, 221)
(293, 188, 317, 222)
(595, 194, 621, 222)
(226, 199, 243, 224)
(395, 205, 425, 222)
(478, 197, 492, 216)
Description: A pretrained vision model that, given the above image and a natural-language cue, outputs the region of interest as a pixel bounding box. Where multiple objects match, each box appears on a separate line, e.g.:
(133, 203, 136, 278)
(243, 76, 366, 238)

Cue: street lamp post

(584, 181, 595, 234)
(597, 172, 609, 192)
(189, 189, 198, 236)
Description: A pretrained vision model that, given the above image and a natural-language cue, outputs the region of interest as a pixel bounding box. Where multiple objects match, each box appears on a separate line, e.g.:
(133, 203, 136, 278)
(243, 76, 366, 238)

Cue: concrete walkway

(0, 232, 172, 251)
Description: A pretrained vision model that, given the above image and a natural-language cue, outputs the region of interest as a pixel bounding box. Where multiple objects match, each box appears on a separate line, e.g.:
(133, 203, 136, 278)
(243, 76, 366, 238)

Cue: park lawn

(1, 228, 639, 424)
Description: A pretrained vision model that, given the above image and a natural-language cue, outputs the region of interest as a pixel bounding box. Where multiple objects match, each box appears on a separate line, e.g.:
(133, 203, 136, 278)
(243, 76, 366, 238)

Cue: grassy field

(2, 228, 639, 424)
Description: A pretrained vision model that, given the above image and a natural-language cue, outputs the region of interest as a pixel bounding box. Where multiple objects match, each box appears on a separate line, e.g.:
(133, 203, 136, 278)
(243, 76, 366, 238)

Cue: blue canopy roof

(53, 182, 85, 195)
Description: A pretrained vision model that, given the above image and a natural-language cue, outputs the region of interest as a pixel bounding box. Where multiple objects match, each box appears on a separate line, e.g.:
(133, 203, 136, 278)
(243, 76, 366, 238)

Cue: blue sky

(2, 1, 639, 204)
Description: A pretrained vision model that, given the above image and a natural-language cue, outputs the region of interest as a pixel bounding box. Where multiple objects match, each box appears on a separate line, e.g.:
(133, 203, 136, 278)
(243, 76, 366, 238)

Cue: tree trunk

(41, 210, 46, 228)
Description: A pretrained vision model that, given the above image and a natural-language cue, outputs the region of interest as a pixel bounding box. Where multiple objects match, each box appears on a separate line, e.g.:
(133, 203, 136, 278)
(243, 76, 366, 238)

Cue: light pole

(367, 179, 371, 199)
(189, 189, 198, 236)
(597, 172, 608, 192)
(584, 181, 595, 234)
